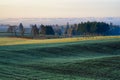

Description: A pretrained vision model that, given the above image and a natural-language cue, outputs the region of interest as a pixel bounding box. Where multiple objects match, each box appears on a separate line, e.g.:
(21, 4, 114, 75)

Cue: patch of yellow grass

(0, 36, 120, 46)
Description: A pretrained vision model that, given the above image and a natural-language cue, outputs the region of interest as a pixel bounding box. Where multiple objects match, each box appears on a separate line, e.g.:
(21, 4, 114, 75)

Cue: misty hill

(0, 17, 120, 27)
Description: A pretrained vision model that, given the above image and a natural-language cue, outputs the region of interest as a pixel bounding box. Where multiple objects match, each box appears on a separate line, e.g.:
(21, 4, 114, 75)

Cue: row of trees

(7, 23, 55, 38)
(56, 22, 110, 37)
(7, 21, 120, 38)
(31, 24, 55, 38)
(77, 22, 110, 35)
(7, 23, 25, 37)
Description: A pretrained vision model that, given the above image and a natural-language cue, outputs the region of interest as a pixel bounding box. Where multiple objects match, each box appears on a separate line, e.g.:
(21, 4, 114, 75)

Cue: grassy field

(0, 36, 120, 80)
(0, 36, 120, 46)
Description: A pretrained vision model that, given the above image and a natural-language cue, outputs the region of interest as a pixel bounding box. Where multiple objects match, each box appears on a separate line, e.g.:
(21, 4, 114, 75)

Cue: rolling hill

(0, 37, 120, 80)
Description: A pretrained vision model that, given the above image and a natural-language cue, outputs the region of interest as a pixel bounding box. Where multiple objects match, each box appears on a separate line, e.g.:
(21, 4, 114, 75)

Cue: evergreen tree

(40, 24, 46, 35)
(31, 24, 39, 38)
(19, 23, 25, 37)
(46, 26, 55, 35)
(77, 22, 110, 35)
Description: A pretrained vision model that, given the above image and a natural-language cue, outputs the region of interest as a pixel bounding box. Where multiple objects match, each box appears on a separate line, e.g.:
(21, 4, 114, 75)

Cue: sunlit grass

(0, 36, 120, 46)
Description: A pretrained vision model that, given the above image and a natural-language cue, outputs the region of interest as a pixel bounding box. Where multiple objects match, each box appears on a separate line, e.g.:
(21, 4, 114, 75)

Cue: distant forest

(3, 21, 120, 38)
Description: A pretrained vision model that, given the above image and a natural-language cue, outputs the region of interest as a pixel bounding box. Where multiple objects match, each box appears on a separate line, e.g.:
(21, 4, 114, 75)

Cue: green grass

(0, 38, 120, 80)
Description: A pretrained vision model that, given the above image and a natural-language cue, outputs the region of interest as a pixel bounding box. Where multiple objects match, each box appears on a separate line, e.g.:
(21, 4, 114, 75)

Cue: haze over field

(0, 17, 120, 26)
(0, 0, 120, 26)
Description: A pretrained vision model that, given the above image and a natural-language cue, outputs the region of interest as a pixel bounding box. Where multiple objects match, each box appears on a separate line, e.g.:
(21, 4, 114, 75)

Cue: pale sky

(0, 0, 120, 18)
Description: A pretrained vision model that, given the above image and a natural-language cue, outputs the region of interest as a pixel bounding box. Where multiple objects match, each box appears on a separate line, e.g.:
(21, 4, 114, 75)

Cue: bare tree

(7, 25, 17, 36)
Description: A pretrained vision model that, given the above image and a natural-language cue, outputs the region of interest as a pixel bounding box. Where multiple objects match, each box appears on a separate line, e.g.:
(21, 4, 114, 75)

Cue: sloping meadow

(0, 39, 120, 80)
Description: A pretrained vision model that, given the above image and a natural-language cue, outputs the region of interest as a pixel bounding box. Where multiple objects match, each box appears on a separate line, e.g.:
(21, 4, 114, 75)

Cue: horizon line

(0, 16, 120, 19)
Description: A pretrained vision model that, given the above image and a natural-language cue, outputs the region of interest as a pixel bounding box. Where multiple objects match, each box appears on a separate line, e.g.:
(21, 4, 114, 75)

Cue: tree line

(77, 21, 110, 35)
(7, 21, 120, 38)
(7, 23, 55, 38)
(57, 22, 110, 37)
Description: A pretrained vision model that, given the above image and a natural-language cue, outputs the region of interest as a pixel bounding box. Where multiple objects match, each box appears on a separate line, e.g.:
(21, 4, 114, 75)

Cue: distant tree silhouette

(77, 22, 87, 34)
(40, 25, 55, 35)
(57, 29, 62, 36)
(61, 26, 65, 36)
(72, 24, 78, 35)
(7, 25, 17, 36)
(19, 23, 25, 37)
(40, 24, 46, 35)
(77, 21, 110, 35)
(90, 22, 97, 33)
(31, 24, 39, 38)
(65, 22, 70, 35)
(96, 22, 110, 35)
(67, 26, 73, 37)
(45, 26, 55, 35)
